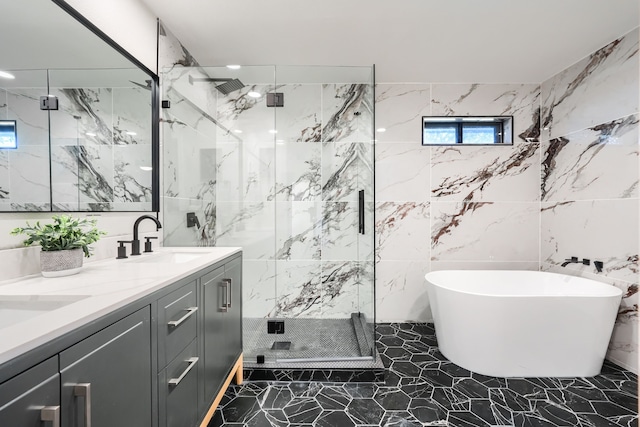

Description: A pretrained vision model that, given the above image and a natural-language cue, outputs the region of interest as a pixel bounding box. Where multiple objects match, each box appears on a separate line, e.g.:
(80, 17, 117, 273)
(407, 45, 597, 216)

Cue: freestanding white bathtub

(425, 270, 622, 377)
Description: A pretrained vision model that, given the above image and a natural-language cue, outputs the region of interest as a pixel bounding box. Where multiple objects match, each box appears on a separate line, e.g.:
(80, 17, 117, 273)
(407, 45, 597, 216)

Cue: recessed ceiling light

(126, 131, 137, 136)
(376, 128, 386, 133)
(276, 139, 284, 143)
(0, 71, 15, 79)
(247, 91, 261, 98)
(139, 166, 153, 171)
(268, 129, 278, 134)
(85, 132, 97, 137)
(226, 65, 241, 70)
(233, 129, 243, 134)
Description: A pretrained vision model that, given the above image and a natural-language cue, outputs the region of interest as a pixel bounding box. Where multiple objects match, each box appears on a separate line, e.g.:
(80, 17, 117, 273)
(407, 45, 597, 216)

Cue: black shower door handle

(358, 190, 365, 235)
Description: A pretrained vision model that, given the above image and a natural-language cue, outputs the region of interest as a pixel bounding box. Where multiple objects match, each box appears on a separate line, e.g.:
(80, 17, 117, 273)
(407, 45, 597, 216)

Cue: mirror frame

(50, 0, 160, 212)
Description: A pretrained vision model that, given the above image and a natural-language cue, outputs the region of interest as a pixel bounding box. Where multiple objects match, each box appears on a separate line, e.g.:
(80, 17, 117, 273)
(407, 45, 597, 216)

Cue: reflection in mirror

(49, 69, 153, 211)
(0, 0, 158, 212)
(0, 70, 51, 211)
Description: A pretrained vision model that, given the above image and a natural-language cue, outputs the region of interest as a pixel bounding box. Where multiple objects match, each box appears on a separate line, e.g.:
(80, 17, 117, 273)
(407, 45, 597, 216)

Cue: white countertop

(0, 247, 241, 366)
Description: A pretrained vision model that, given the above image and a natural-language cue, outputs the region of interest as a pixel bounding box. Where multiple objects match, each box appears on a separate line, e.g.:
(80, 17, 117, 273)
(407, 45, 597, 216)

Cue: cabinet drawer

(0, 357, 59, 427)
(158, 281, 198, 369)
(159, 340, 199, 427)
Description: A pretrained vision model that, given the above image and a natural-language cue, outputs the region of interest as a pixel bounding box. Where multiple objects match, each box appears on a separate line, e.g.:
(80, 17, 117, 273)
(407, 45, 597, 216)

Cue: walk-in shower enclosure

(161, 65, 375, 364)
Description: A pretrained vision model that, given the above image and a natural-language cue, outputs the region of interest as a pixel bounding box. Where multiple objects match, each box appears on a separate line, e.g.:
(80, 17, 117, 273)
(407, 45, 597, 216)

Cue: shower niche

(162, 65, 376, 367)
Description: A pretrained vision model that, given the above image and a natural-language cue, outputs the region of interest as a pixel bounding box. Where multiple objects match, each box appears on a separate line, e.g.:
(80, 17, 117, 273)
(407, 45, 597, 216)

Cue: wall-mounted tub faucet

(561, 257, 590, 267)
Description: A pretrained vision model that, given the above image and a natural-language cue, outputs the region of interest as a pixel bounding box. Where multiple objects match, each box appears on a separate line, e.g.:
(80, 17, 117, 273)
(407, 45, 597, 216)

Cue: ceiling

(141, 0, 638, 83)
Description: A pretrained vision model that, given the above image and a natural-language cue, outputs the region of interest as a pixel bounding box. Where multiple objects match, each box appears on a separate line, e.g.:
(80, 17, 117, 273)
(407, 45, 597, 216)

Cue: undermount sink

(129, 251, 206, 264)
(0, 295, 89, 329)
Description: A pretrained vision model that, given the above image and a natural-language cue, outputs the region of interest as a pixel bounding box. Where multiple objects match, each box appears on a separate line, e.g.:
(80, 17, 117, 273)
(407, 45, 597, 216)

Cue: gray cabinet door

(0, 357, 60, 427)
(200, 265, 227, 407)
(159, 339, 199, 427)
(200, 258, 243, 412)
(60, 307, 152, 427)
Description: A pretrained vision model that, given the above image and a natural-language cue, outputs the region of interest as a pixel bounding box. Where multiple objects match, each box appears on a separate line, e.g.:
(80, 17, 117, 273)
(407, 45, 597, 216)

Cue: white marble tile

(358, 261, 375, 321)
(216, 139, 275, 202)
(9, 146, 51, 206)
(162, 113, 217, 200)
(243, 259, 277, 319)
(274, 260, 322, 318)
(431, 83, 541, 142)
(275, 202, 321, 261)
(321, 84, 373, 143)
(431, 261, 539, 271)
(274, 142, 321, 201)
(321, 202, 358, 261)
(158, 21, 200, 71)
(113, 145, 153, 204)
(376, 260, 432, 323)
(321, 261, 368, 318)
(50, 88, 113, 146)
(273, 84, 322, 142)
(161, 197, 216, 247)
(215, 84, 277, 144)
(375, 84, 431, 143)
(0, 151, 9, 204)
(0, 89, 6, 117)
(375, 202, 430, 262)
(541, 200, 638, 284)
(541, 114, 638, 201)
(215, 201, 275, 260)
(112, 87, 152, 145)
(375, 143, 430, 202)
(541, 28, 639, 140)
(431, 201, 539, 262)
(50, 144, 114, 207)
(321, 142, 373, 202)
(431, 142, 540, 202)
(6, 89, 49, 146)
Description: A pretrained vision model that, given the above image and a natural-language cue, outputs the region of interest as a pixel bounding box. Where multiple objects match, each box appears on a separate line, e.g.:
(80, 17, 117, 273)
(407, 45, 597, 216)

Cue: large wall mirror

(0, 0, 159, 212)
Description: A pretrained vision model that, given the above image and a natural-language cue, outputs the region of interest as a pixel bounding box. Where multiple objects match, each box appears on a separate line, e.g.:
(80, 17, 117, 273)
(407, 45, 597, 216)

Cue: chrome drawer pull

(74, 383, 92, 427)
(168, 357, 199, 387)
(167, 307, 198, 327)
(223, 278, 232, 308)
(220, 282, 229, 312)
(40, 405, 60, 427)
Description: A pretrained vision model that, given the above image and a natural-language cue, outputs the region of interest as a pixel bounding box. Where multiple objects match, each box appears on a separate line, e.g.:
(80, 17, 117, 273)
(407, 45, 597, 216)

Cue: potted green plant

(11, 215, 106, 277)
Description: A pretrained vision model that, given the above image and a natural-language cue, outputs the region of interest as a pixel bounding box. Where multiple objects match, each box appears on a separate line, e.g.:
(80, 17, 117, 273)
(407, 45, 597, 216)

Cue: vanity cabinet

(59, 306, 152, 427)
(0, 250, 242, 427)
(0, 357, 60, 427)
(199, 256, 242, 415)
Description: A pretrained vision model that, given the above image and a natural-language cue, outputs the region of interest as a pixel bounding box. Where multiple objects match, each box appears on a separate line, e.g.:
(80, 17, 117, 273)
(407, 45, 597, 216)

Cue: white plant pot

(40, 248, 84, 278)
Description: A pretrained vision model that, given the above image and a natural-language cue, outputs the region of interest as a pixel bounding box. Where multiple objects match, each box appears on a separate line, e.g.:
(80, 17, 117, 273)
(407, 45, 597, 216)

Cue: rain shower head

(188, 75, 245, 95)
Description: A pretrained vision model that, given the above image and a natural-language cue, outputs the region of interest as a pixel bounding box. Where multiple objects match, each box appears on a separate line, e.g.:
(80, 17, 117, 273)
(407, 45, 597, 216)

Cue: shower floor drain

(271, 341, 292, 350)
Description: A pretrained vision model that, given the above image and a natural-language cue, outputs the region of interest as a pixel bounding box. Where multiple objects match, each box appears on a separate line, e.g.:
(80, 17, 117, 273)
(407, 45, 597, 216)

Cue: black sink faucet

(131, 215, 162, 256)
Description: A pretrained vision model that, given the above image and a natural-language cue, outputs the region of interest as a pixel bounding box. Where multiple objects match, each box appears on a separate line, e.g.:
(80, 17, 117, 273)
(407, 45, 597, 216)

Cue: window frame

(421, 116, 513, 146)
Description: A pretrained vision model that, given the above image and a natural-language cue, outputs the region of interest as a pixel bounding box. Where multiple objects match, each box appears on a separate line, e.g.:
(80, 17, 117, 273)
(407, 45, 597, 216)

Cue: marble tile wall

(375, 27, 639, 373)
(375, 82, 541, 324)
(540, 28, 639, 373)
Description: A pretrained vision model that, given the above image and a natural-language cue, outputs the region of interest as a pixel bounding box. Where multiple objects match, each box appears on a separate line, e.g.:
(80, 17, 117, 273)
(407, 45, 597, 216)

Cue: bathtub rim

(424, 269, 623, 298)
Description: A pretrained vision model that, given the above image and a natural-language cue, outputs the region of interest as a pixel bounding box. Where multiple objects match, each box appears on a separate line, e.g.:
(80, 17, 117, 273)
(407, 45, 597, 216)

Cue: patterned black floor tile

(221, 396, 261, 423)
(379, 410, 423, 426)
(316, 385, 351, 411)
(343, 383, 378, 398)
(345, 398, 385, 424)
(448, 410, 492, 426)
(407, 398, 447, 424)
(258, 385, 292, 409)
(282, 398, 322, 424)
(212, 323, 638, 427)
(374, 387, 411, 411)
(315, 410, 356, 427)
(431, 387, 471, 411)
(532, 401, 580, 426)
